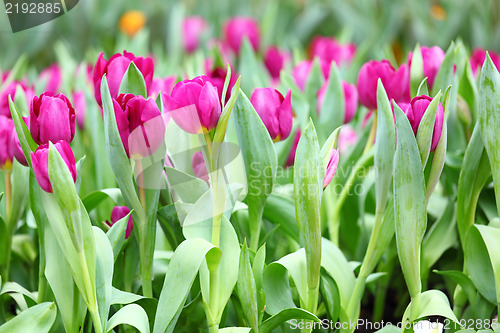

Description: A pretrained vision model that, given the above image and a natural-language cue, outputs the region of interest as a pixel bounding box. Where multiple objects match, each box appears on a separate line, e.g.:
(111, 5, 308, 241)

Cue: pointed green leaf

(9, 97, 37, 167)
(236, 242, 259, 333)
(0, 302, 57, 333)
(106, 304, 150, 333)
(259, 308, 319, 333)
(119, 62, 147, 97)
(106, 210, 133, 260)
(410, 44, 424, 97)
(318, 62, 344, 136)
(416, 91, 442, 167)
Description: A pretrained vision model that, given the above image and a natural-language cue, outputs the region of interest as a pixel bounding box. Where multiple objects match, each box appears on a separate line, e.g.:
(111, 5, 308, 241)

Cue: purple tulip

(182, 16, 207, 53)
(205, 60, 237, 103)
(309, 36, 356, 66)
(402, 95, 444, 151)
(317, 81, 358, 123)
(93, 51, 154, 107)
(223, 17, 260, 54)
(357, 60, 410, 110)
(38, 64, 62, 94)
(338, 125, 358, 155)
(0, 115, 14, 170)
(31, 140, 76, 193)
(73, 91, 86, 130)
(250, 88, 292, 142)
(192, 151, 209, 183)
(470, 48, 500, 76)
(113, 94, 164, 158)
(162, 76, 221, 134)
(12, 117, 29, 167)
(0, 79, 34, 118)
(285, 130, 301, 167)
(107, 206, 134, 239)
(407, 46, 445, 90)
(323, 148, 339, 188)
(150, 76, 176, 99)
(264, 47, 289, 80)
(292, 59, 330, 91)
(30, 93, 76, 145)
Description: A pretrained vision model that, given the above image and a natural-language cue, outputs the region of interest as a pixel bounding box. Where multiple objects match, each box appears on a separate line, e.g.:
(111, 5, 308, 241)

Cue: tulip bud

(264, 47, 289, 80)
(162, 76, 221, 134)
(338, 125, 358, 154)
(38, 64, 62, 94)
(107, 206, 134, 239)
(292, 60, 329, 91)
(0, 115, 14, 170)
(323, 148, 339, 188)
(408, 46, 445, 90)
(113, 94, 164, 158)
(182, 16, 207, 54)
(73, 91, 86, 130)
(309, 36, 356, 66)
(30, 93, 76, 145)
(223, 17, 260, 54)
(31, 140, 76, 193)
(250, 88, 292, 142)
(470, 48, 500, 76)
(0, 79, 34, 118)
(317, 81, 358, 123)
(93, 51, 154, 107)
(402, 95, 444, 152)
(357, 60, 410, 110)
(192, 151, 209, 183)
(12, 117, 29, 167)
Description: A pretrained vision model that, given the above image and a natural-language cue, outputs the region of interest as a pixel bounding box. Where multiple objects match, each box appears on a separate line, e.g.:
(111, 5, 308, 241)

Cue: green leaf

(425, 118, 447, 201)
(236, 242, 259, 333)
(0, 302, 57, 333)
(280, 71, 310, 130)
(320, 268, 341, 323)
(106, 304, 150, 333)
(94, 227, 114, 330)
(262, 257, 299, 315)
(478, 53, 500, 216)
(402, 289, 458, 323)
(458, 60, 479, 125)
(9, 97, 37, 168)
(433, 270, 477, 306)
(164, 167, 209, 204)
(111, 287, 145, 305)
(0, 55, 28, 92)
(259, 308, 319, 333)
(416, 77, 429, 97)
(219, 328, 251, 333)
(393, 103, 427, 298)
(318, 63, 344, 137)
(119, 62, 147, 97)
(410, 44, 424, 97)
(416, 90, 441, 167)
(304, 57, 325, 111)
(214, 76, 241, 144)
(262, 194, 300, 244)
(106, 210, 133, 260)
(293, 119, 323, 311)
(238, 38, 268, 92)
(82, 188, 123, 212)
(432, 42, 458, 96)
(153, 238, 221, 333)
(375, 80, 396, 215)
(0, 281, 37, 311)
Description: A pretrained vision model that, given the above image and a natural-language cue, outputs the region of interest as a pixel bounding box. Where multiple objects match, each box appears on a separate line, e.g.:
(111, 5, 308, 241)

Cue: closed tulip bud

(317, 81, 358, 123)
(38, 64, 62, 94)
(93, 51, 154, 107)
(264, 47, 289, 80)
(30, 93, 76, 145)
(309, 36, 356, 66)
(162, 76, 221, 134)
(250, 88, 292, 142)
(223, 17, 260, 54)
(0, 79, 34, 118)
(113, 94, 164, 158)
(107, 206, 134, 239)
(12, 117, 29, 167)
(73, 91, 86, 130)
(31, 140, 76, 193)
(323, 148, 339, 188)
(470, 48, 500, 76)
(292, 59, 329, 91)
(182, 16, 207, 54)
(0, 115, 14, 170)
(192, 151, 209, 183)
(402, 95, 444, 151)
(408, 46, 445, 90)
(357, 60, 410, 110)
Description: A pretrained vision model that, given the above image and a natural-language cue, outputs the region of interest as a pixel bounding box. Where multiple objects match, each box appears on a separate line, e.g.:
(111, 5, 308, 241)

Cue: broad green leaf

(259, 308, 319, 333)
(416, 91, 441, 167)
(410, 44, 424, 97)
(118, 62, 147, 97)
(433, 270, 476, 306)
(106, 304, 150, 333)
(0, 302, 57, 333)
(94, 227, 114, 331)
(464, 225, 497, 304)
(153, 238, 221, 333)
(478, 53, 500, 215)
(9, 97, 37, 168)
(165, 167, 209, 204)
(111, 287, 145, 305)
(293, 119, 323, 312)
(82, 188, 122, 212)
(13, 84, 29, 117)
(393, 103, 427, 298)
(458, 60, 479, 125)
(318, 63, 344, 137)
(236, 242, 258, 333)
(106, 210, 132, 260)
(304, 57, 325, 113)
(375, 80, 396, 216)
(238, 38, 267, 92)
(320, 268, 341, 324)
(402, 289, 458, 323)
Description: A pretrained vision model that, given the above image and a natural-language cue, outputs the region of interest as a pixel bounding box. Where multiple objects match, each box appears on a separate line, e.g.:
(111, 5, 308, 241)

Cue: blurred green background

(0, 0, 499, 69)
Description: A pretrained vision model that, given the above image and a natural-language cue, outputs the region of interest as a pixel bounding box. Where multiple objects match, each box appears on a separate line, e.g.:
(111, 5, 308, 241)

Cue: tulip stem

(5, 171, 11, 219)
(249, 206, 263, 252)
(363, 114, 377, 155)
(328, 149, 374, 244)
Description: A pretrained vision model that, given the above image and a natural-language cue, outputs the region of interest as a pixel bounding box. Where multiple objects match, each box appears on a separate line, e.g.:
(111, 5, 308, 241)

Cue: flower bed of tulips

(2, 2, 500, 333)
